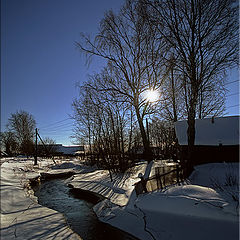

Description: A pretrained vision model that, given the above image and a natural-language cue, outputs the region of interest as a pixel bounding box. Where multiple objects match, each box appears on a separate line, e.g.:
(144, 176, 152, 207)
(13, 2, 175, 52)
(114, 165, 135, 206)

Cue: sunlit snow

(1, 158, 239, 240)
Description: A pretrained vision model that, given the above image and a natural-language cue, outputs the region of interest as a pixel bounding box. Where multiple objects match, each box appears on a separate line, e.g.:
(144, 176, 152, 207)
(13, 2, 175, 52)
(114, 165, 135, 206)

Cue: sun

(144, 89, 160, 103)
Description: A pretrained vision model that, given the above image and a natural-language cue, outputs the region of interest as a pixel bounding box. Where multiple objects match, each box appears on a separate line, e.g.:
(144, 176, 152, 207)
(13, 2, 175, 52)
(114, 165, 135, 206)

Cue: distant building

(55, 145, 84, 155)
(174, 116, 239, 164)
(38, 144, 84, 156)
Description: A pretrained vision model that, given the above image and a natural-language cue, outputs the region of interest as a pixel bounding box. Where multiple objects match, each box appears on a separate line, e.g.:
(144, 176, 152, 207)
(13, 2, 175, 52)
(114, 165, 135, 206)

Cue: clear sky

(1, 0, 124, 145)
(1, 0, 239, 146)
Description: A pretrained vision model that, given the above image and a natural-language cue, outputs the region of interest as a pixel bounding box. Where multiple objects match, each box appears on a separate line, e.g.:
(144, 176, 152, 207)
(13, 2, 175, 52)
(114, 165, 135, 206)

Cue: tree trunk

(128, 108, 133, 152)
(186, 103, 196, 176)
(171, 64, 178, 123)
(135, 106, 153, 162)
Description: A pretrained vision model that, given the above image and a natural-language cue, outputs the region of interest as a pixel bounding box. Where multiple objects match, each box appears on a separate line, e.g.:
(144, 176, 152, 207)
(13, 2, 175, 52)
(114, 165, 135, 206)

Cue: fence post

(176, 164, 180, 185)
(34, 128, 38, 165)
(162, 167, 165, 187)
(159, 174, 163, 189)
(155, 167, 159, 189)
(138, 173, 147, 193)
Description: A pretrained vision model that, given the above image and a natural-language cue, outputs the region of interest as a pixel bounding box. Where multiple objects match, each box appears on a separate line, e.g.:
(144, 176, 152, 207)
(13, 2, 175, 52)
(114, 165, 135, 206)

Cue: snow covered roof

(38, 144, 84, 155)
(56, 145, 84, 155)
(175, 116, 239, 146)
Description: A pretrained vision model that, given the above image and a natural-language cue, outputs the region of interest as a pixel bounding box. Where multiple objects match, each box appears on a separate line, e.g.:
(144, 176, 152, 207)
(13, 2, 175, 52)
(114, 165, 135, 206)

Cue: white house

(175, 116, 239, 146)
(174, 116, 239, 163)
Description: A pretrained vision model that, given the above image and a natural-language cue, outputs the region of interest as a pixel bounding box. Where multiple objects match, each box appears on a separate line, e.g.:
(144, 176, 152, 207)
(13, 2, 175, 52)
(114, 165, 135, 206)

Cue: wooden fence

(135, 165, 184, 195)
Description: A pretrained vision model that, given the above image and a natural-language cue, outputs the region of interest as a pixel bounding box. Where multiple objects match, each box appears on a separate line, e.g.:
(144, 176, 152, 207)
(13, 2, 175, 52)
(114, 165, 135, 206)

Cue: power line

(225, 80, 239, 85)
(39, 129, 73, 135)
(40, 134, 73, 139)
(41, 134, 72, 138)
(40, 124, 74, 131)
(39, 117, 72, 129)
(40, 128, 73, 132)
(227, 104, 239, 109)
(40, 122, 74, 131)
(226, 92, 239, 97)
(42, 132, 73, 136)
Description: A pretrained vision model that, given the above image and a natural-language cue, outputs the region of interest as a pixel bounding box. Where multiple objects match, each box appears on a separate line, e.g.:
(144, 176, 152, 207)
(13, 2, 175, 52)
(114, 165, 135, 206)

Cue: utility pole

(37, 131, 56, 165)
(34, 128, 38, 165)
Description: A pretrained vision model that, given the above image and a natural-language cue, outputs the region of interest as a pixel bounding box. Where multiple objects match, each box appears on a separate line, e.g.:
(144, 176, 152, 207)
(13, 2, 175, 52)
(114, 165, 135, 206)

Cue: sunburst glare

(144, 89, 160, 103)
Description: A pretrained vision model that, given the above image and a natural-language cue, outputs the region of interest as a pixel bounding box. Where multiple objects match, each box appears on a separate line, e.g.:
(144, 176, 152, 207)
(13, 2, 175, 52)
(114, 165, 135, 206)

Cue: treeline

(72, 0, 238, 172)
(1, 110, 56, 158)
(1, 110, 36, 157)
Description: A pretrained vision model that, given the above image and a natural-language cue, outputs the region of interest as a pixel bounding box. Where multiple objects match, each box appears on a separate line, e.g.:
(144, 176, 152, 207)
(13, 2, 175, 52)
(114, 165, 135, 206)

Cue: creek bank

(1, 159, 81, 240)
(31, 175, 139, 240)
(69, 186, 105, 204)
(29, 171, 105, 204)
(40, 171, 75, 180)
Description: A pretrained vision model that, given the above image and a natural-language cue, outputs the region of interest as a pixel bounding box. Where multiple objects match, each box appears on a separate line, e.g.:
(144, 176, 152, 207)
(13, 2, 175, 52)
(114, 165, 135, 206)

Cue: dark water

(34, 178, 138, 240)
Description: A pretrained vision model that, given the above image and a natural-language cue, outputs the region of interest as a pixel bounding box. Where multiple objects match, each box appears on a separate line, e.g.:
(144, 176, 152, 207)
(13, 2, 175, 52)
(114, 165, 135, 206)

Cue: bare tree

(72, 84, 98, 164)
(76, 0, 169, 161)
(148, 118, 177, 159)
(7, 110, 36, 156)
(147, 0, 239, 168)
(73, 79, 132, 171)
(0, 131, 18, 156)
(161, 55, 186, 122)
(197, 76, 226, 119)
(37, 137, 57, 157)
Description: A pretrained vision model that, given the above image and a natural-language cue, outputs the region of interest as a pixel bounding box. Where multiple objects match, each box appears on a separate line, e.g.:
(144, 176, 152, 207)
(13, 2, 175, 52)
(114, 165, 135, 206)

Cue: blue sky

(1, 0, 239, 146)
(1, 0, 124, 145)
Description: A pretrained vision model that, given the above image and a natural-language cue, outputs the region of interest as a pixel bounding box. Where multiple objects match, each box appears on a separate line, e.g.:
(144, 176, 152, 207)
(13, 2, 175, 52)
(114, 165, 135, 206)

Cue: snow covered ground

(0, 158, 81, 240)
(76, 161, 239, 240)
(1, 157, 239, 240)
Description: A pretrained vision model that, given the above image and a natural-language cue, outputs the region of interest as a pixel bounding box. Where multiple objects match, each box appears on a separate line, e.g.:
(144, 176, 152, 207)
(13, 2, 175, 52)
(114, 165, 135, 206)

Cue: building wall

(179, 145, 239, 165)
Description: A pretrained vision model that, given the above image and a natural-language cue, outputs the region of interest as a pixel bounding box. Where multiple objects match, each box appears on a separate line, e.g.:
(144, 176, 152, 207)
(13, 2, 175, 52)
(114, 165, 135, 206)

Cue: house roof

(174, 116, 239, 146)
(56, 145, 84, 155)
(38, 144, 84, 155)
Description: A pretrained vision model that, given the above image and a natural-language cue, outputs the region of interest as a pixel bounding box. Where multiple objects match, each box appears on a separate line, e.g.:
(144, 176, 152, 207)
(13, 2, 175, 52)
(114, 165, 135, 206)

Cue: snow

(0, 158, 81, 240)
(1, 157, 239, 240)
(189, 162, 239, 186)
(67, 161, 147, 206)
(175, 116, 239, 145)
(88, 161, 239, 240)
(137, 185, 235, 221)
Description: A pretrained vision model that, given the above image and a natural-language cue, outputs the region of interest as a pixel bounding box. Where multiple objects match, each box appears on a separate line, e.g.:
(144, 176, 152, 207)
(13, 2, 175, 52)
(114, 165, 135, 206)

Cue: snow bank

(67, 161, 148, 206)
(133, 205, 238, 240)
(94, 183, 239, 240)
(189, 162, 239, 187)
(2, 158, 238, 240)
(69, 160, 238, 240)
(137, 185, 237, 221)
(0, 159, 81, 240)
(87, 161, 239, 240)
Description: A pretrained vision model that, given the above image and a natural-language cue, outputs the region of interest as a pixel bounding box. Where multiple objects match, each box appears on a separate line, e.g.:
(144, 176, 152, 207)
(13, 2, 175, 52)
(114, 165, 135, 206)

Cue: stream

(33, 178, 138, 240)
